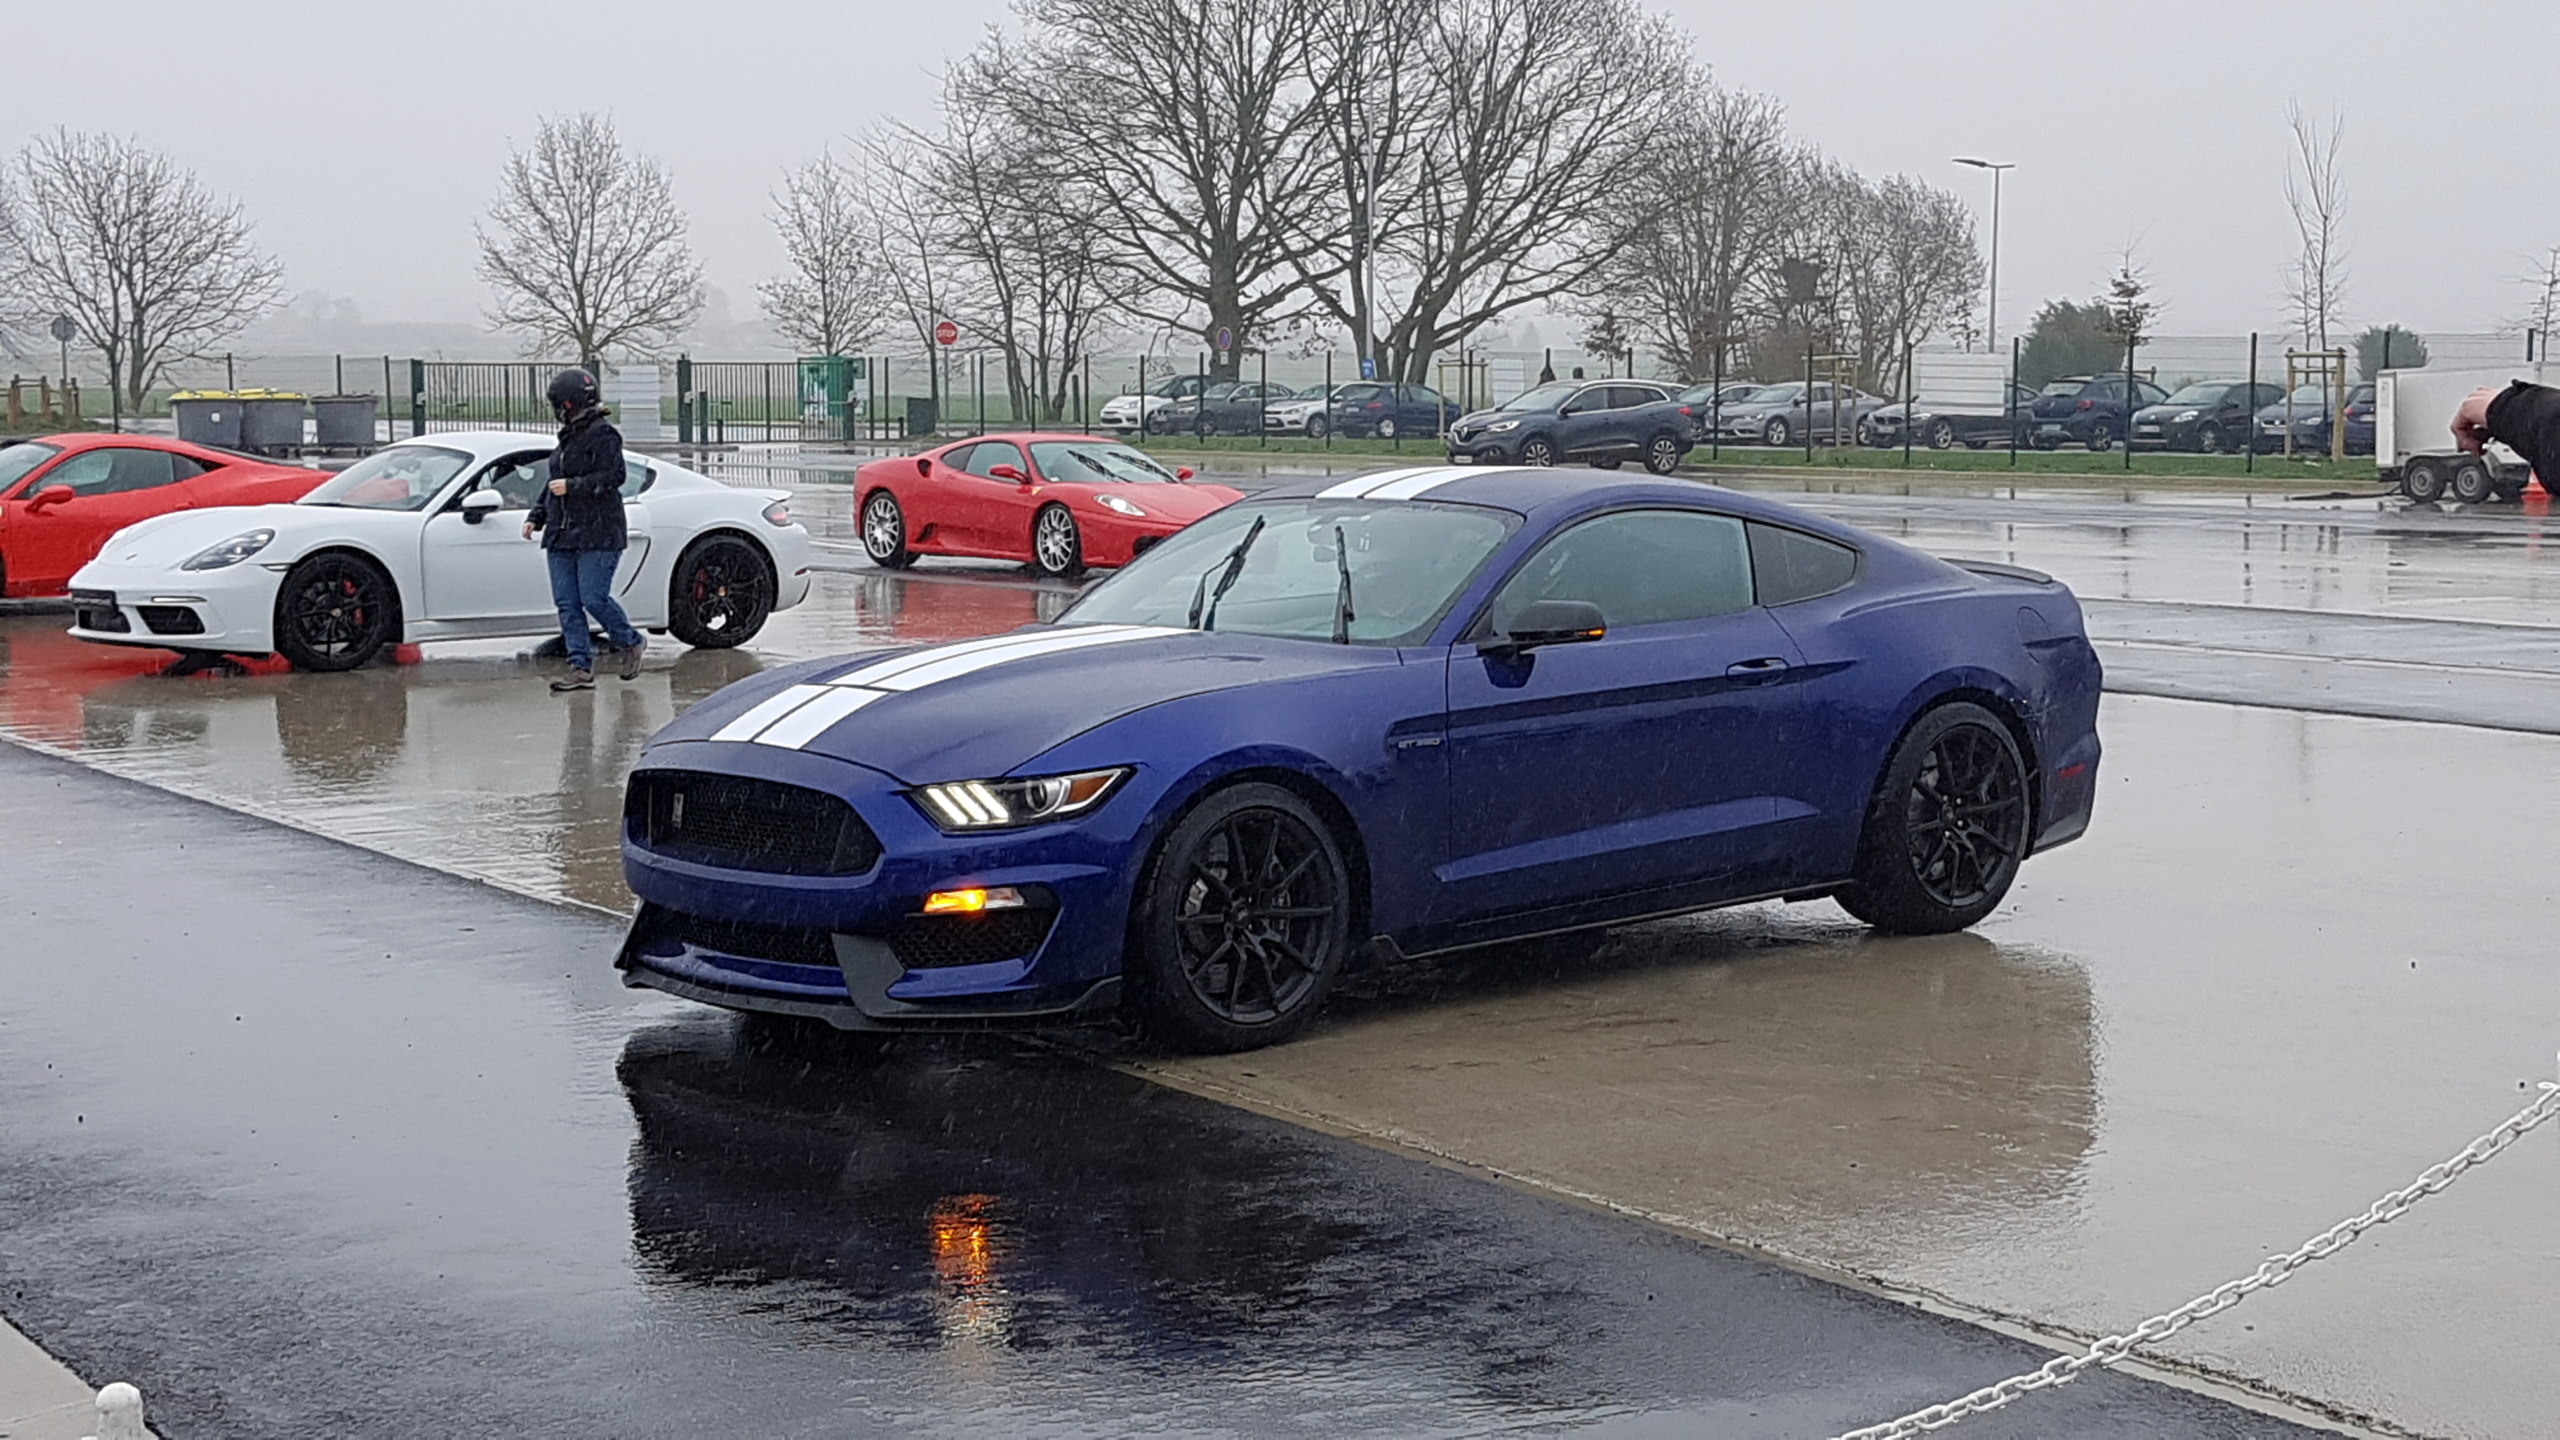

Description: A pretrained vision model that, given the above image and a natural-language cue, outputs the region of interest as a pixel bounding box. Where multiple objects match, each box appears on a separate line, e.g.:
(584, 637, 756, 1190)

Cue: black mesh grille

(70, 590, 128, 634)
(650, 906, 839, 968)
(891, 907, 1058, 970)
(139, 605, 204, 636)
(625, 770, 881, 876)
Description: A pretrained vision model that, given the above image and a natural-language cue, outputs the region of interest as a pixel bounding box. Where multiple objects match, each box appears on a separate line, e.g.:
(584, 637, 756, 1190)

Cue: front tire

(1129, 783, 1353, 1052)
(1927, 418, 1958, 450)
(2196, 423, 2225, 455)
(2449, 459, 2496, 505)
(668, 534, 775, 649)
(274, 552, 396, 672)
(1305, 414, 1330, 440)
(861, 489, 913, 568)
(1836, 702, 2031, 935)
(1518, 435, 1558, 466)
(1032, 503, 1084, 577)
(2400, 458, 2446, 502)
(1763, 417, 1792, 447)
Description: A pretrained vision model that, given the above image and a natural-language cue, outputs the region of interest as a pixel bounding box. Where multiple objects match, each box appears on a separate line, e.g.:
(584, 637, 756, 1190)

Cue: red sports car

(0, 434, 326, 597)
(855, 432, 1245, 576)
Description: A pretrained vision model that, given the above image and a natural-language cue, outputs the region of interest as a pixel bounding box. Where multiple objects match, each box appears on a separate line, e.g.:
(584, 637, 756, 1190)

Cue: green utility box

(798, 355, 868, 438)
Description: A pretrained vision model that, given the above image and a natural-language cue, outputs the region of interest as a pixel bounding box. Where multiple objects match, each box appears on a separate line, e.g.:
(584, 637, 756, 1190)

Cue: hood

(1052, 482, 1238, 522)
(87, 503, 314, 568)
(651, 625, 1401, 784)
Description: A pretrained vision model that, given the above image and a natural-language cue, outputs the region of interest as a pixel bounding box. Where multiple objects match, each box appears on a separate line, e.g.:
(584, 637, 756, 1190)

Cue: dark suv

(2028, 374, 2169, 451)
(1322, 382, 1452, 440)
(2129, 381, 2282, 454)
(1445, 380, 1695, 471)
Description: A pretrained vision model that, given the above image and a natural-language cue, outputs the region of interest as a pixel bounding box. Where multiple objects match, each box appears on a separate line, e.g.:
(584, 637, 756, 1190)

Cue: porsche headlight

(180, 528, 275, 571)
(1487, 419, 1520, 432)
(1096, 494, 1145, 517)
(913, 768, 1130, 831)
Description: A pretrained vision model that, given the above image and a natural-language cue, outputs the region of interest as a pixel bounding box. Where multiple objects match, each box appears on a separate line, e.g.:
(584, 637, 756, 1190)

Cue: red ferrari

(0, 434, 326, 597)
(855, 432, 1244, 576)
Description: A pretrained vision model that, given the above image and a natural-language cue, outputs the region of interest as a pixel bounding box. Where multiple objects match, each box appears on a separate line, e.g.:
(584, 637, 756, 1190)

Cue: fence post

(334, 353, 344, 397)
(1259, 346, 1268, 449)
(1083, 355, 1093, 434)
(676, 355, 692, 443)
(2124, 335, 2136, 473)
(1903, 340, 1914, 468)
(409, 359, 425, 437)
(975, 354, 986, 437)
(2008, 337, 2020, 469)
(1710, 332, 1722, 462)
(224, 352, 235, 391)
(381, 356, 393, 444)
(1803, 347, 1815, 463)
(1324, 352, 1333, 450)
(2246, 333, 2258, 475)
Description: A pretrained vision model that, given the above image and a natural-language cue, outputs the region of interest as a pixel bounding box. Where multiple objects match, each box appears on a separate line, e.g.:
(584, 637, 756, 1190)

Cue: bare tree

(1021, 0, 1336, 377)
(758, 153, 884, 356)
(2516, 246, 2560, 344)
(850, 126, 961, 406)
(0, 130, 283, 410)
(1855, 176, 1984, 389)
(933, 43, 1126, 424)
(2284, 102, 2347, 350)
(476, 113, 703, 362)
(1590, 85, 1806, 381)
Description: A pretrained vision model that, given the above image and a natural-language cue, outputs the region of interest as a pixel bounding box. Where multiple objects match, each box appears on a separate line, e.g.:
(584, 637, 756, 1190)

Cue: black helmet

(545, 368, 600, 414)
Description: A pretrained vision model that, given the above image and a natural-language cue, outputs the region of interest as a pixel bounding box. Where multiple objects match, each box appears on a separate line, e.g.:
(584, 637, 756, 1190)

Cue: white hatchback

(66, 431, 814, 671)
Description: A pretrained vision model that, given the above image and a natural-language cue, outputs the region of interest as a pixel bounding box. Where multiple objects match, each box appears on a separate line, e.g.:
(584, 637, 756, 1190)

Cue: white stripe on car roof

(1364, 468, 1478, 501)
(1314, 466, 1453, 499)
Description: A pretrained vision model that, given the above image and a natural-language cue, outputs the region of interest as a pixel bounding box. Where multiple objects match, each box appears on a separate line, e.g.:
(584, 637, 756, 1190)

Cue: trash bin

(170, 392, 242, 449)
(905, 395, 938, 437)
(237, 391, 308, 452)
(310, 395, 377, 448)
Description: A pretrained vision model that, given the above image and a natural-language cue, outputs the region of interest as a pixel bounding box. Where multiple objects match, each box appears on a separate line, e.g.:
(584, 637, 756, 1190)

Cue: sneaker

(617, 634, 645, 680)
(550, 669, 595, 692)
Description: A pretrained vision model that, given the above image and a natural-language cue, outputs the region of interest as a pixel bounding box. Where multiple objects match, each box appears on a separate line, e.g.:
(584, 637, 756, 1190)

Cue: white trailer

(2375, 364, 2544, 503)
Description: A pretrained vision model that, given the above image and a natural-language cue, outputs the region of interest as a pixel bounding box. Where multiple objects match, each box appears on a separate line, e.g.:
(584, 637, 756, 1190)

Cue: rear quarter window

(1748, 523, 1860, 606)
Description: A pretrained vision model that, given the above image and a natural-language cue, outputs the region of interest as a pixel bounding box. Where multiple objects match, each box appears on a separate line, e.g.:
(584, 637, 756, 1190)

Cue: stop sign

(934, 320, 959, 346)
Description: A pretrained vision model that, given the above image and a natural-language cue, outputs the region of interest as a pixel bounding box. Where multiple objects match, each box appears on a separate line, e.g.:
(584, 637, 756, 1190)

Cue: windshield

(2281, 384, 2330, 406)
(2162, 383, 2228, 405)
(0, 441, 63, 496)
(299, 445, 475, 511)
(1063, 499, 1519, 644)
(1498, 382, 1579, 412)
(1748, 383, 1805, 404)
(1295, 384, 1333, 400)
(1029, 440, 1180, 485)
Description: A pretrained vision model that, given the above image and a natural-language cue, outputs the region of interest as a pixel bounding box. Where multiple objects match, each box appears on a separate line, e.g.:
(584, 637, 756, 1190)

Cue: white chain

(1831, 1061, 2560, 1440)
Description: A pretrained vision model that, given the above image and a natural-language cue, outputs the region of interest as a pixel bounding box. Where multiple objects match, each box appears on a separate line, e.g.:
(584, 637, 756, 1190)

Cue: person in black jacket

(2454, 380, 2560, 478)
(525, 368, 643, 691)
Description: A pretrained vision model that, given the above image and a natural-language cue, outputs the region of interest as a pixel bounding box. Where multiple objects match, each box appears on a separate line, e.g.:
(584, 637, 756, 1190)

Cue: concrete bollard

(85, 1381, 144, 1440)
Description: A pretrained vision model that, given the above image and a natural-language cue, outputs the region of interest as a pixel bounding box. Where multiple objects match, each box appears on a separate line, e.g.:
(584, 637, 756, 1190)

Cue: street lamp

(1953, 158, 2014, 351)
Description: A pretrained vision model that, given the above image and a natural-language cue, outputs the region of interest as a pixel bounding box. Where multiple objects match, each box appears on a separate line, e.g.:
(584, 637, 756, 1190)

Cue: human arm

(2464, 381, 2560, 474)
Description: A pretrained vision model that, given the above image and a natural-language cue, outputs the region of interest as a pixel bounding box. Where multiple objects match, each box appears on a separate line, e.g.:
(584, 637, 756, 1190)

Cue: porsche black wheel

(1130, 783, 1352, 1052)
(1837, 702, 2030, 935)
(668, 535, 775, 649)
(274, 552, 396, 672)
(860, 490, 913, 569)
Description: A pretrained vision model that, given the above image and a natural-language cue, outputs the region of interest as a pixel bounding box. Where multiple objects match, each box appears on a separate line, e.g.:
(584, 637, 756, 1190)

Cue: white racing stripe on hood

(714, 624, 1191, 750)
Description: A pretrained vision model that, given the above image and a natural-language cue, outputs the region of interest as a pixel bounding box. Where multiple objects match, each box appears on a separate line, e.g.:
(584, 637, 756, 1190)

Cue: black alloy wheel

(1518, 435, 1558, 466)
(861, 490, 914, 568)
(668, 535, 776, 649)
(1927, 418, 1959, 450)
(274, 552, 395, 672)
(1838, 702, 2030, 935)
(1131, 783, 1352, 1052)
(1645, 433, 1684, 474)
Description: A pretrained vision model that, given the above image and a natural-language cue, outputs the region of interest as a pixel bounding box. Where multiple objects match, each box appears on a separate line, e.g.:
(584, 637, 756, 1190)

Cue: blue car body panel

(617, 469, 2103, 1030)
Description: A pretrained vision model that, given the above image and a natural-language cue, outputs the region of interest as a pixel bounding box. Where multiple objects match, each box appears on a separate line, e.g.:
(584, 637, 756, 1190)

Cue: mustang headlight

(180, 528, 275, 571)
(1096, 494, 1145, 517)
(914, 767, 1130, 831)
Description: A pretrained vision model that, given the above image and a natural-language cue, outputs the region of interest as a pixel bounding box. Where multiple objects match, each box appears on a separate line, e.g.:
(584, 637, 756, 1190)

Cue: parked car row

(1100, 374, 1462, 441)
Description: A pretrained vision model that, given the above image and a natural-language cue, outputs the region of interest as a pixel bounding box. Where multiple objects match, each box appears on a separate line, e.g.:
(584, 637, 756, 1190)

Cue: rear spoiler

(1941, 557, 2055, 586)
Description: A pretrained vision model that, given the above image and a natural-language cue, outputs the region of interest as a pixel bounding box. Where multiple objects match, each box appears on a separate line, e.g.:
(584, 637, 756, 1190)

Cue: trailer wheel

(2449, 459, 2495, 505)
(2401, 457, 2446, 502)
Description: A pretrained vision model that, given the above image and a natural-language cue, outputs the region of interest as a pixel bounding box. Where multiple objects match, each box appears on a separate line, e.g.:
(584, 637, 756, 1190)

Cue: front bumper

(616, 743, 1154, 1030)
(62, 556, 279, 652)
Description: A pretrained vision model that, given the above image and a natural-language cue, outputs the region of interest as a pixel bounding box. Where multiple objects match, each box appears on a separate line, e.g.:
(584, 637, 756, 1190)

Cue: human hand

(548, 478, 569, 496)
(2453, 386, 2498, 454)
(521, 521, 535, 540)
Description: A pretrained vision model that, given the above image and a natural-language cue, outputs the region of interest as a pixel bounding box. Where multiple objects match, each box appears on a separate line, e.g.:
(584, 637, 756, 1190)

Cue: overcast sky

(12, 0, 2557, 344)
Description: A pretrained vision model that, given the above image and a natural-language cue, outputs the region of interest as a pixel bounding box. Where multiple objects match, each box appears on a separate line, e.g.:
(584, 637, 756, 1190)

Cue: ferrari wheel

(1032, 503, 1084, 578)
(1837, 702, 2030, 935)
(274, 552, 396, 672)
(860, 490, 913, 569)
(1130, 782, 1352, 1052)
(668, 534, 775, 649)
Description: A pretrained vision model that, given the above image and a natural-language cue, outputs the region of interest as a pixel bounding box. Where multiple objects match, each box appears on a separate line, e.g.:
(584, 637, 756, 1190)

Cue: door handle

(1726, 656, 1789, 679)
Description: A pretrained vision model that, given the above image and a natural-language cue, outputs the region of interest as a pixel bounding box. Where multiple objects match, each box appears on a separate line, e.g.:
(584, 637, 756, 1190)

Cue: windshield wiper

(1331, 524, 1355, 643)
(1188, 513, 1266, 631)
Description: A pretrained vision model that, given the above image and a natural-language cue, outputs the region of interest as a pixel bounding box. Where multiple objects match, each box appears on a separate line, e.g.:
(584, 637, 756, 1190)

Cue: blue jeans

(546, 547, 641, 670)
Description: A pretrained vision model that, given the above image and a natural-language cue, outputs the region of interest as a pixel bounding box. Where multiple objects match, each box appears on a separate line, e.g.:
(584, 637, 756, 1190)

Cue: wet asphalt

(0, 744, 2322, 1438)
(10, 450, 2560, 1434)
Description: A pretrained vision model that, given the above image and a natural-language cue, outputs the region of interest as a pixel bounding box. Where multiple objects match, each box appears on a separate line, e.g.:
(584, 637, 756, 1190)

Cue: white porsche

(65, 431, 814, 671)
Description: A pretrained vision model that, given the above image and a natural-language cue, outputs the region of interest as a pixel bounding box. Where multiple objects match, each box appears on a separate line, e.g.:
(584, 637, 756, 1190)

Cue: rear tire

(2401, 459, 2445, 502)
(1305, 414, 1330, 440)
(1128, 783, 1353, 1053)
(668, 534, 775, 649)
(274, 552, 396, 672)
(1836, 702, 2030, 935)
(2197, 423, 2225, 454)
(861, 489, 914, 568)
(2449, 459, 2496, 505)
(1926, 418, 1958, 450)
(1644, 433, 1684, 474)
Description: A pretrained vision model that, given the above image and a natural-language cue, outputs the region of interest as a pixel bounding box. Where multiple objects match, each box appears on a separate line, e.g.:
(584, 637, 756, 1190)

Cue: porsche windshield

(299, 445, 475, 511)
(1063, 499, 1518, 645)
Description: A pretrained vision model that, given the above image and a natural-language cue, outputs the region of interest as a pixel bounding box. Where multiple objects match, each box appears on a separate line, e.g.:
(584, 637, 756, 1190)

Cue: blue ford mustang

(617, 466, 2102, 1051)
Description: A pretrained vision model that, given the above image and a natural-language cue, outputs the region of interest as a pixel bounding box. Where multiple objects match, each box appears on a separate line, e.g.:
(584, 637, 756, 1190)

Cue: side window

(1407, 386, 1444, 409)
(1748, 522, 1860, 606)
(168, 455, 210, 481)
(938, 442, 985, 475)
(1609, 385, 1659, 409)
(1488, 509, 1754, 634)
(48, 448, 181, 496)
(464, 455, 549, 508)
(621, 458, 655, 497)
(1561, 385, 1606, 415)
(958, 442, 1025, 478)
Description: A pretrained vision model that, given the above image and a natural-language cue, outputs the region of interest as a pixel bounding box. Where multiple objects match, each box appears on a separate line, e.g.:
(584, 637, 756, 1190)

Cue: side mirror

(460, 489, 504, 524)
(1480, 599, 1607, 658)
(1176, 466, 1196, 481)
(987, 463, 1028, 483)
(27, 483, 74, 510)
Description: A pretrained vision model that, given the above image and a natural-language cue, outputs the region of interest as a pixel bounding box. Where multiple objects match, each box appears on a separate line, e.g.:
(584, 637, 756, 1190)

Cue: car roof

(1248, 464, 1862, 533)
(930, 431, 1155, 448)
